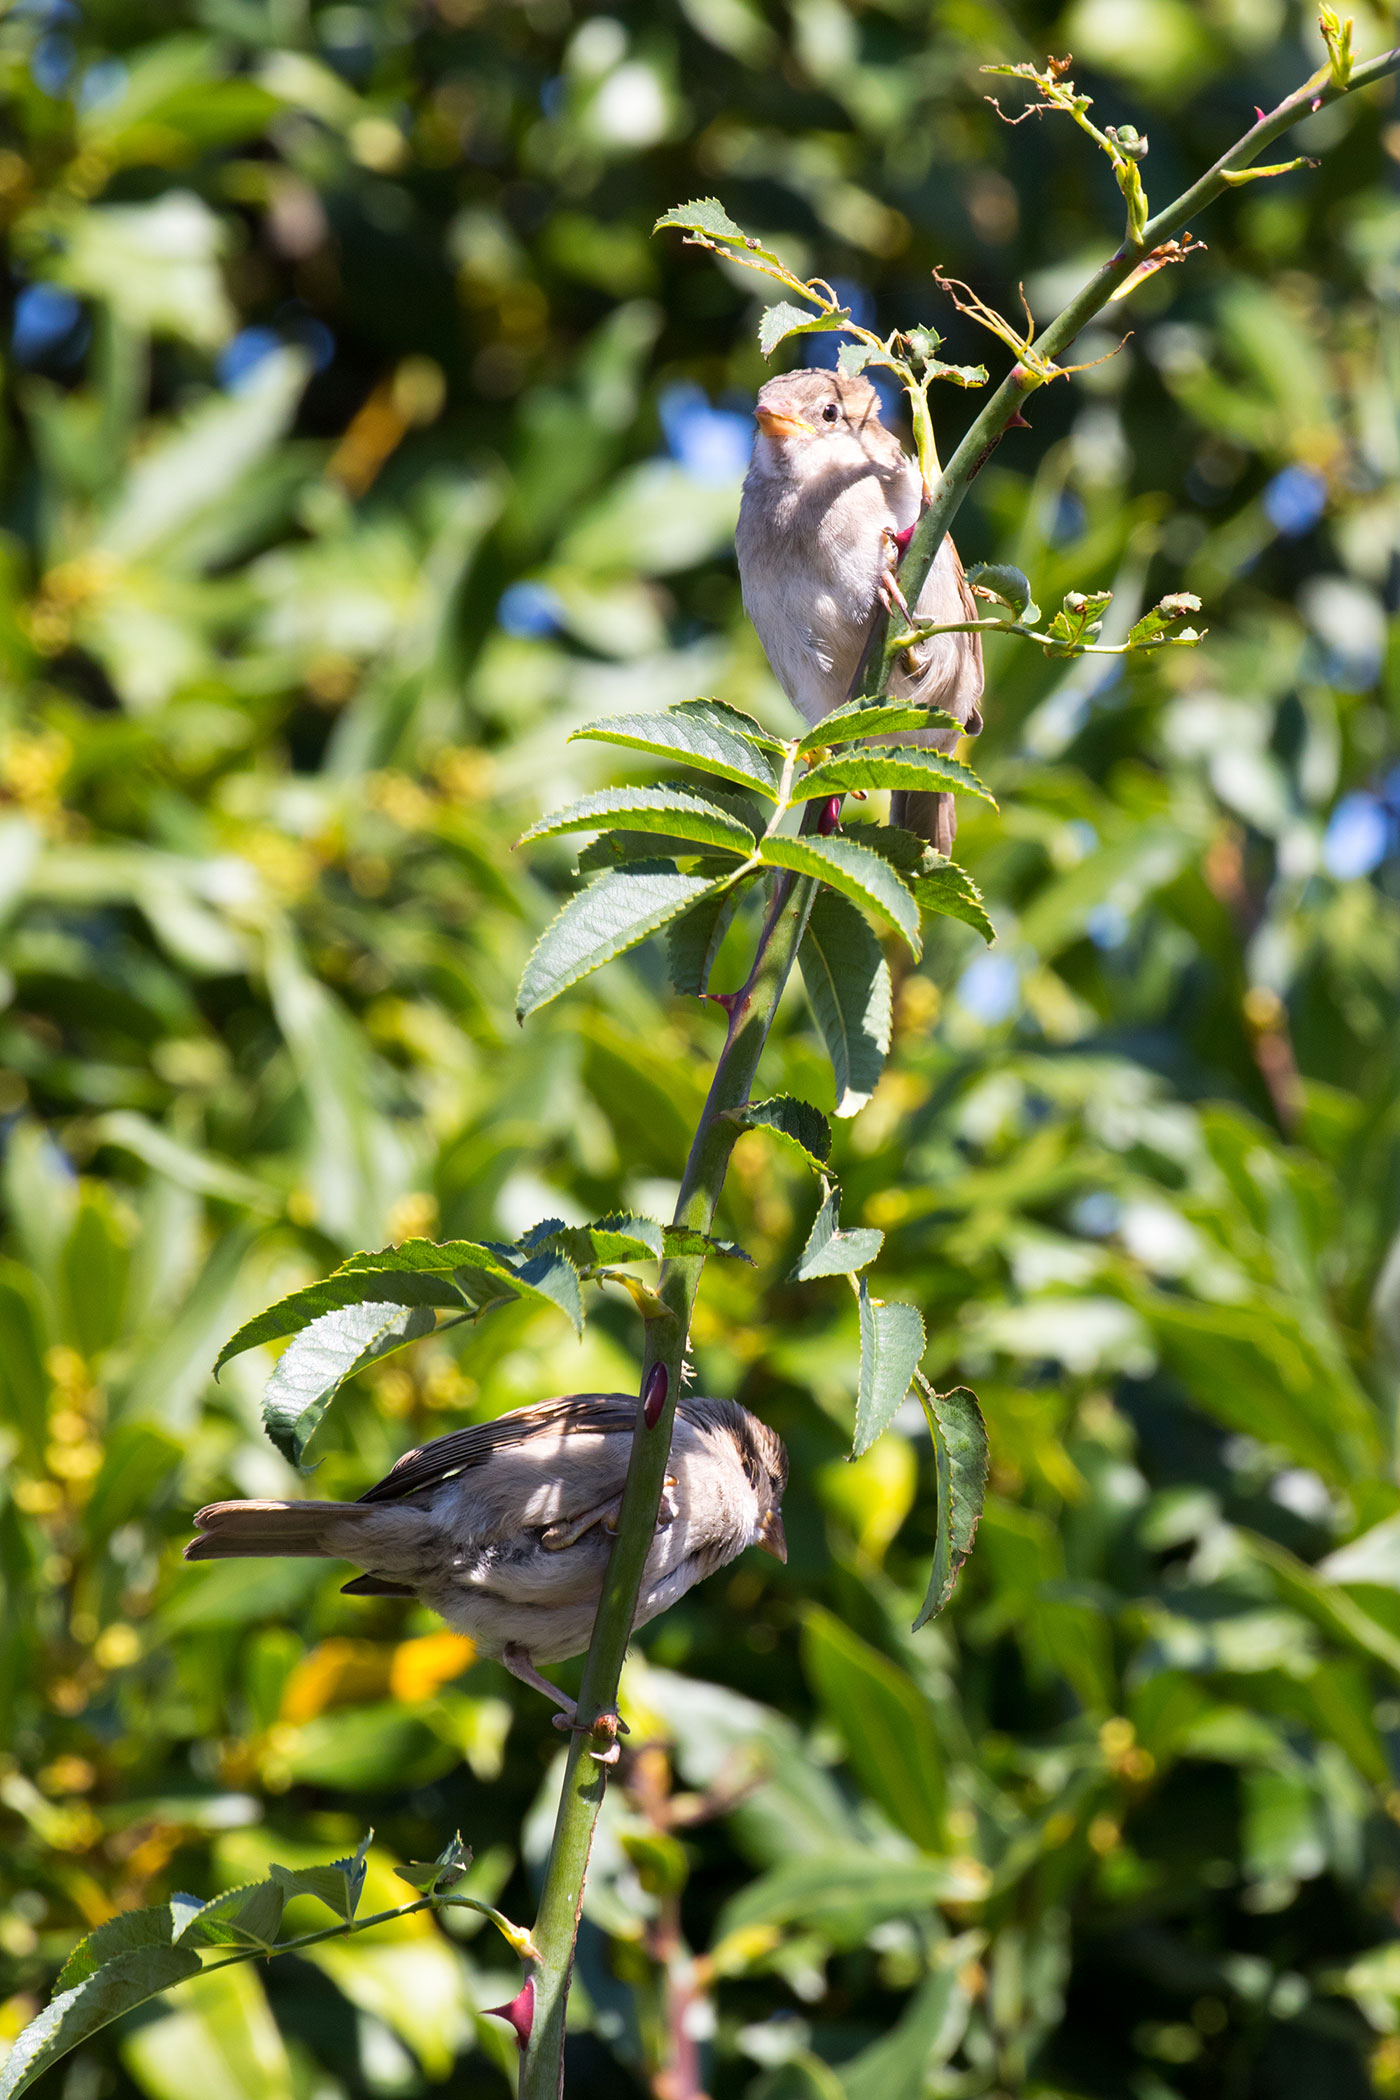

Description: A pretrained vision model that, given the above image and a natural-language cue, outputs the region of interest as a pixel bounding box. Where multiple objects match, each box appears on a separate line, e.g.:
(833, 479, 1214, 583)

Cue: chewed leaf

(966, 561, 1041, 625)
(263, 1301, 437, 1466)
(853, 1282, 925, 1454)
(793, 1186, 884, 1280)
(759, 298, 848, 358)
(1126, 591, 1204, 647)
(799, 890, 891, 1117)
(759, 833, 921, 955)
(913, 1382, 988, 1627)
(517, 860, 733, 1021)
(1045, 588, 1113, 652)
(0, 1949, 203, 2100)
(729, 1094, 831, 1171)
(270, 1832, 371, 1922)
(794, 746, 995, 812)
(653, 196, 748, 242)
(517, 1214, 665, 1266)
(517, 784, 757, 857)
(395, 1832, 473, 1895)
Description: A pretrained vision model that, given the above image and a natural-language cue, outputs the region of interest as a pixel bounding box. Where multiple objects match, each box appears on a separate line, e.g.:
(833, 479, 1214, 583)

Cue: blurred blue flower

(498, 581, 564, 638)
(1086, 901, 1130, 949)
(1070, 1190, 1121, 1238)
(1323, 792, 1393, 878)
(1264, 464, 1327, 538)
(658, 382, 752, 485)
(955, 951, 1020, 1024)
(283, 312, 336, 372)
(78, 57, 127, 109)
(12, 282, 83, 364)
(30, 31, 73, 94)
(217, 327, 283, 392)
(1051, 490, 1087, 545)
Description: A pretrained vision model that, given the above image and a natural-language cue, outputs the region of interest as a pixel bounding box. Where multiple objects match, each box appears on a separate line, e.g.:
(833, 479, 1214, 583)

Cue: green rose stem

(519, 39, 1400, 2098)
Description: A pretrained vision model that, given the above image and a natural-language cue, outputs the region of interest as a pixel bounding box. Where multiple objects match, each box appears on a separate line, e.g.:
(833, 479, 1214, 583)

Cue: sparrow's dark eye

(821, 403, 840, 423)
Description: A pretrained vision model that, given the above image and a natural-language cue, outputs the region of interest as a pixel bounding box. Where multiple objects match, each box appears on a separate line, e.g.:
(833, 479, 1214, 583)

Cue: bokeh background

(1, 0, 1399, 2095)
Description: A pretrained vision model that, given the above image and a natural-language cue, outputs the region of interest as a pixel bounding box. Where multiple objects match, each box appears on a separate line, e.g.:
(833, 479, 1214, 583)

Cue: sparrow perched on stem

(186, 1393, 787, 1753)
(736, 367, 984, 852)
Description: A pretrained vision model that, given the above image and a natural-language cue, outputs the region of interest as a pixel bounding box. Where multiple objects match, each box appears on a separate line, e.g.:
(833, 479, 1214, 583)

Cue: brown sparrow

(186, 1393, 787, 1740)
(736, 367, 984, 852)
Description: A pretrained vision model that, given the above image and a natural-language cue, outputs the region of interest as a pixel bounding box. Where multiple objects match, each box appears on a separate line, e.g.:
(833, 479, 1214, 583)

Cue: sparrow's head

(734, 1406, 789, 1563)
(748, 368, 903, 491)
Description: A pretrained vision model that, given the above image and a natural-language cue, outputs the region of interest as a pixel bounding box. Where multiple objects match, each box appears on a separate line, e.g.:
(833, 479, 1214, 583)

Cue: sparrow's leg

(501, 1643, 631, 1766)
(877, 527, 912, 622)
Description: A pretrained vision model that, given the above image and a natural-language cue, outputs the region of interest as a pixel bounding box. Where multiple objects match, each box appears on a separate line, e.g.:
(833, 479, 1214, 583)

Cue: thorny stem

(881, 38, 1400, 689)
(519, 37, 1400, 2100)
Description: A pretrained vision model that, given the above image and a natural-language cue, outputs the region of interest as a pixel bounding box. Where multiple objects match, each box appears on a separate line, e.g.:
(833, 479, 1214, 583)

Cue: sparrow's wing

(886, 539, 985, 851)
(357, 1393, 638, 1504)
(898, 538, 984, 733)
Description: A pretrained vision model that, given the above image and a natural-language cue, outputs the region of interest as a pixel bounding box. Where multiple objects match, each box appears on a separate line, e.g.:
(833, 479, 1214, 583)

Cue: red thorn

(702, 990, 740, 1014)
(891, 522, 916, 556)
(643, 1362, 669, 1428)
(1007, 409, 1030, 429)
(484, 1977, 534, 2051)
(1254, 105, 1267, 122)
(1311, 94, 1322, 109)
(817, 795, 842, 837)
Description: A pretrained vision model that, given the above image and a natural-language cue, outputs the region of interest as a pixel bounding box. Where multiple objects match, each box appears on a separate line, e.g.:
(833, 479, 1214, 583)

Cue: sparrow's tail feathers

(185, 1499, 369, 1561)
(889, 788, 956, 856)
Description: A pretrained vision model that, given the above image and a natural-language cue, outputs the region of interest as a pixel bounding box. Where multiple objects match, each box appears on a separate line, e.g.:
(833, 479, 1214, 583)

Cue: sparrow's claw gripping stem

(503, 1644, 630, 1762)
(877, 527, 912, 621)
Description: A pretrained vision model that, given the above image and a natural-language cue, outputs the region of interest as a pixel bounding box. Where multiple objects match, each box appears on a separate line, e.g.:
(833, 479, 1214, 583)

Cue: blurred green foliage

(1, 0, 1399, 2095)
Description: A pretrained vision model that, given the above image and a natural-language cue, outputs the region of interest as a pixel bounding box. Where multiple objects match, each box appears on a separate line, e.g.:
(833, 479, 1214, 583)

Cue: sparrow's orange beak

(755, 400, 814, 441)
(756, 1510, 788, 1562)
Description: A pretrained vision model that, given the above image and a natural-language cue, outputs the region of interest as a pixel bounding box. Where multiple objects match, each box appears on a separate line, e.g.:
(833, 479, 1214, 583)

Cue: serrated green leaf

(215, 1240, 532, 1369)
(796, 701, 960, 754)
(56, 1909, 175, 1995)
(758, 298, 847, 358)
(570, 699, 783, 796)
(269, 1833, 371, 1922)
(1125, 591, 1204, 647)
(854, 1282, 925, 1454)
(913, 1383, 988, 1627)
(799, 890, 891, 1116)
(668, 880, 743, 997)
(0, 1948, 204, 2100)
(729, 1095, 831, 1171)
(793, 1187, 884, 1279)
(517, 860, 733, 1021)
(1046, 588, 1113, 652)
(653, 196, 748, 243)
(838, 341, 877, 376)
(180, 1880, 286, 1951)
(262, 1301, 437, 1466)
(394, 1833, 472, 1895)
(853, 829, 995, 943)
(517, 785, 758, 856)
(517, 1214, 665, 1266)
(794, 746, 995, 813)
(759, 834, 921, 955)
(965, 561, 1040, 624)
(661, 1225, 755, 1263)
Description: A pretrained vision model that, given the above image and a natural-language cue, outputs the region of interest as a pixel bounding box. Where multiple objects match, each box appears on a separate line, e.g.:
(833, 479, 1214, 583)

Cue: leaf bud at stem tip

(484, 1976, 534, 2051)
(643, 1362, 668, 1428)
